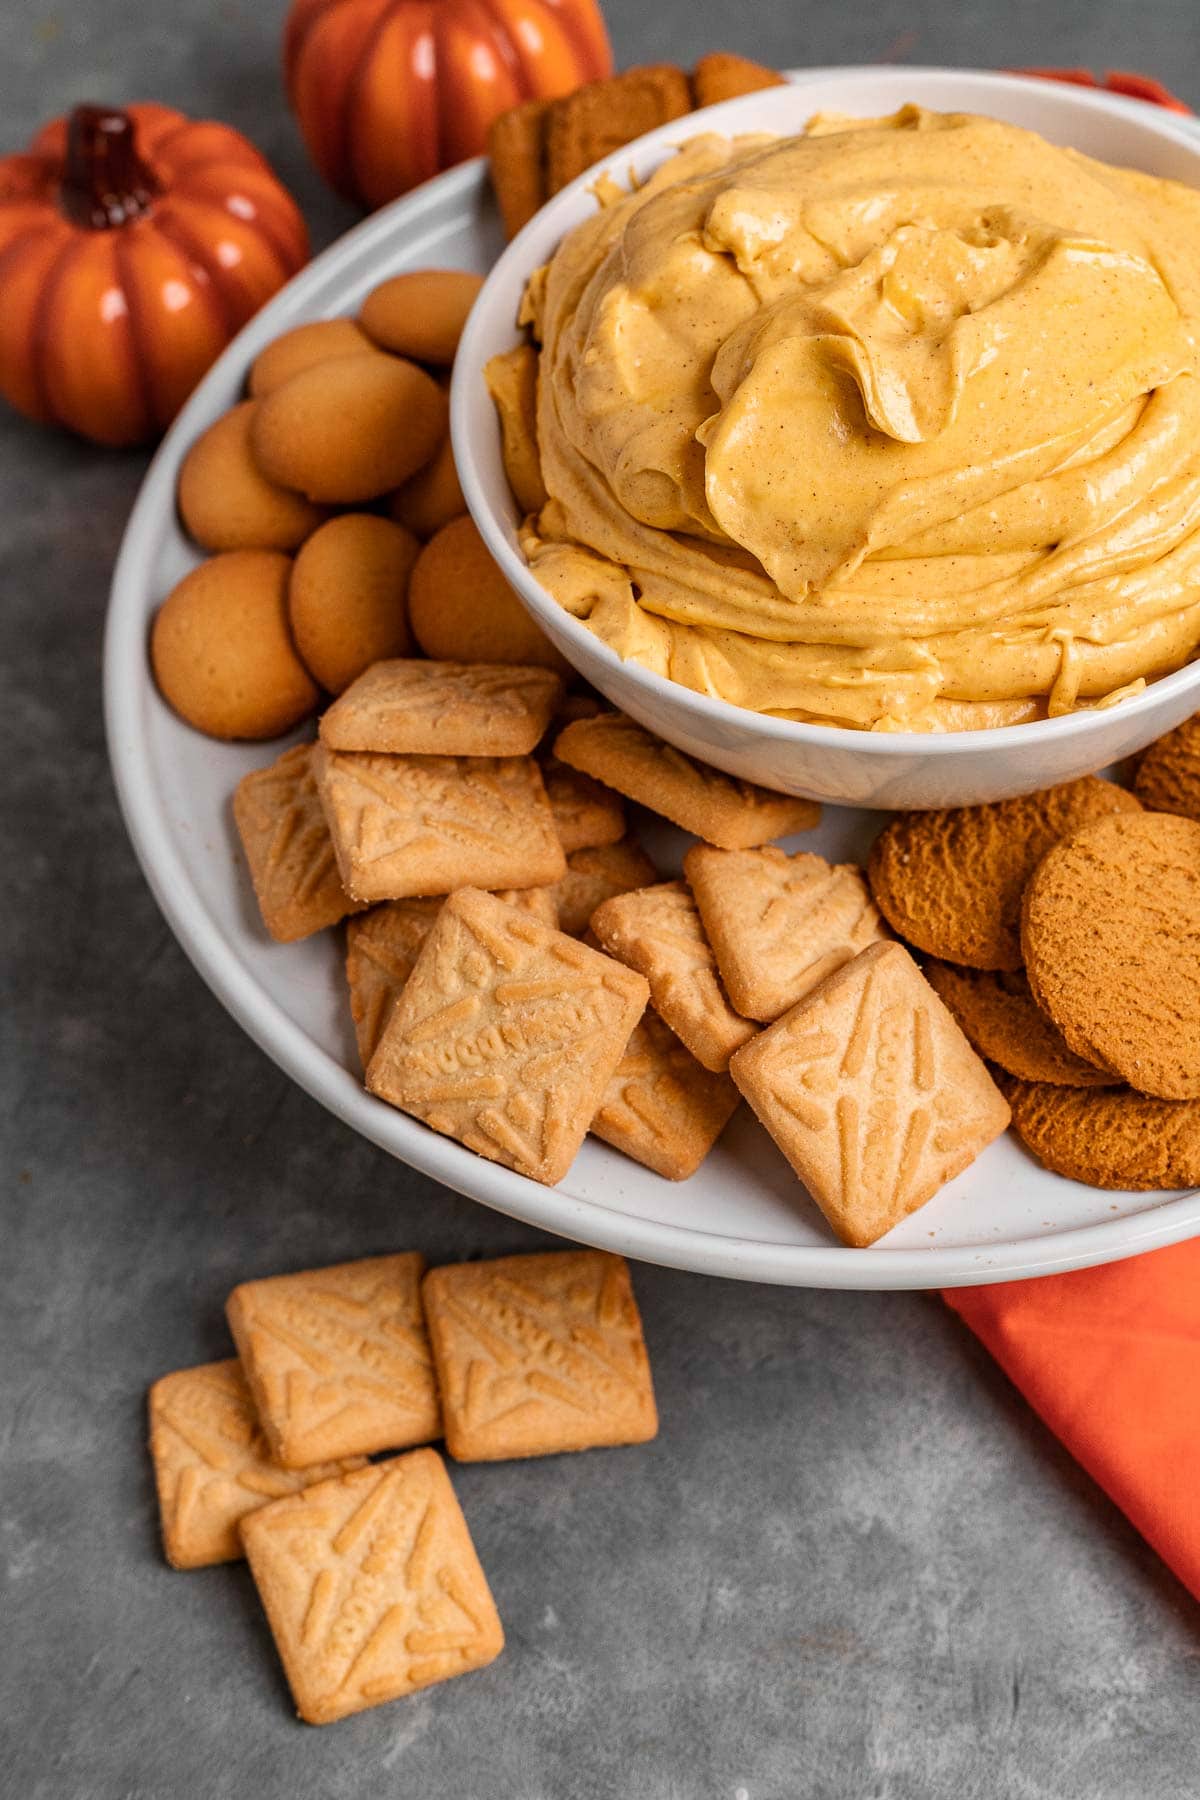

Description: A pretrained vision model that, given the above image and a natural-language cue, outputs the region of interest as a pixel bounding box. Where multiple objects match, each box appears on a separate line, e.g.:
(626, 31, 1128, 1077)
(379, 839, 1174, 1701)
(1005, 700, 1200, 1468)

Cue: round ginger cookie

(151, 551, 318, 740)
(922, 960, 1117, 1087)
(359, 270, 483, 365)
(251, 353, 447, 503)
(289, 514, 418, 694)
(867, 777, 1141, 970)
(1002, 1075, 1200, 1190)
(248, 317, 375, 397)
(1022, 810, 1200, 1099)
(178, 402, 327, 553)
(1134, 712, 1200, 820)
(407, 515, 570, 675)
(389, 432, 464, 539)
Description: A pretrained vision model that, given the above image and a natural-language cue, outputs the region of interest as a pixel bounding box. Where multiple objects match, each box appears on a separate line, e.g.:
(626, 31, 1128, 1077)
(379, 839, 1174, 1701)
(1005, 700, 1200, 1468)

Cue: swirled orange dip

(505, 107, 1200, 731)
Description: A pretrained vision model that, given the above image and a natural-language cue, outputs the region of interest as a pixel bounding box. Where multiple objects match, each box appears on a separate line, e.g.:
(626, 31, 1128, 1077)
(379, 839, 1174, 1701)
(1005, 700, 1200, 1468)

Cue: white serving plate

(104, 71, 1200, 1289)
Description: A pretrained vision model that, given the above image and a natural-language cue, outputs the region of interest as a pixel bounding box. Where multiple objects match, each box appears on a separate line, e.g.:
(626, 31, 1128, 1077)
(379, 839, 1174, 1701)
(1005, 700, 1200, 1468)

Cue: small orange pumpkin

(0, 104, 309, 447)
(284, 0, 613, 210)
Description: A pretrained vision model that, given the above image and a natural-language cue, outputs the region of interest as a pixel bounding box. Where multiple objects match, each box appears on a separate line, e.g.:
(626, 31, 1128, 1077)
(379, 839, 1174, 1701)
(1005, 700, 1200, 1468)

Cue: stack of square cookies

(148, 1246, 657, 1724)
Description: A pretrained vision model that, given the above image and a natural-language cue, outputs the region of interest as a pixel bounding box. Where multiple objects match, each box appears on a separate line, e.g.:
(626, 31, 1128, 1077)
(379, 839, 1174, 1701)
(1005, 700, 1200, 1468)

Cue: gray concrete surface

(3, 3, 1200, 1795)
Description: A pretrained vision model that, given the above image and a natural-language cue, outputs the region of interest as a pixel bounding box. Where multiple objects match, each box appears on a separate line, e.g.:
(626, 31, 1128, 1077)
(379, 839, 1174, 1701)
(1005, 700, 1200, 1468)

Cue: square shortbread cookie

(366, 888, 648, 1185)
(422, 1250, 658, 1460)
(730, 942, 1011, 1247)
(319, 660, 563, 757)
(233, 743, 364, 942)
(226, 1253, 441, 1469)
(147, 1359, 364, 1569)
(591, 1008, 741, 1180)
(241, 1450, 504, 1724)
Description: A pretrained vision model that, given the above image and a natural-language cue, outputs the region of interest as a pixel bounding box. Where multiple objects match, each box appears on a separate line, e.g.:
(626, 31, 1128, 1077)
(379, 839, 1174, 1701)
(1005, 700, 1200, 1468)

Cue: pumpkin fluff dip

(499, 107, 1200, 732)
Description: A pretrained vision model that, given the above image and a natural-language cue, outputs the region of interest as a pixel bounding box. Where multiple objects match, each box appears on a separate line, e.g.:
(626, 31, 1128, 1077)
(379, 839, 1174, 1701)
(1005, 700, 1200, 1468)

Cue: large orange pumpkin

(0, 104, 309, 447)
(284, 0, 613, 209)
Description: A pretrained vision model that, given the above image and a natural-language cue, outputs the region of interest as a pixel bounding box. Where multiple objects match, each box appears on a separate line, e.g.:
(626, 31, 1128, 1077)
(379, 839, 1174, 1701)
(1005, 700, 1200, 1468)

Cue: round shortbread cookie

(178, 402, 327, 553)
(1134, 712, 1200, 820)
(248, 318, 375, 397)
(1022, 811, 1200, 1100)
(359, 270, 483, 365)
(407, 516, 569, 674)
(289, 514, 418, 694)
(1003, 1076, 1200, 1190)
(867, 777, 1141, 970)
(151, 551, 318, 740)
(251, 353, 447, 503)
(921, 960, 1117, 1087)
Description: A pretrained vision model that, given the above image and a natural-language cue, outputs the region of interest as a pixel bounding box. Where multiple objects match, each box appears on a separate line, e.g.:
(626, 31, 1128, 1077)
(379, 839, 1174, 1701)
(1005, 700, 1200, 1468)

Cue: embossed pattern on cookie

(226, 1253, 441, 1469)
(240, 1449, 504, 1724)
(346, 891, 558, 1070)
(590, 881, 756, 1072)
(685, 844, 889, 1022)
(147, 1359, 364, 1569)
(540, 753, 626, 853)
(553, 713, 821, 849)
(320, 660, 563, 757)
(551, 839, 658, 937)
(313, 746, 565, 902)
(730, 942, 1011, 1247)
(233, 743, 364, 942)
(367, 889, 648, 1185)
(422, 1250, 658, 1460)
(591, 1009, 741, 1181)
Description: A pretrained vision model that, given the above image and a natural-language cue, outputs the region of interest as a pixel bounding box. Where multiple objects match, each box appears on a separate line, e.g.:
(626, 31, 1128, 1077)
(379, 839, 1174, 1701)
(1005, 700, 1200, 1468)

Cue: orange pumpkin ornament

(0, 104, 309, 447)
(284, 0, 613, 210)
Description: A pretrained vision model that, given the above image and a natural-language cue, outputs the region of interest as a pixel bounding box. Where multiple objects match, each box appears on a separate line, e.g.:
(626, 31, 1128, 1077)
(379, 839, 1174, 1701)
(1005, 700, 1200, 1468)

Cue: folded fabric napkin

(1018, 67, 1191, 113)
(944, 1241, 1200, 1601)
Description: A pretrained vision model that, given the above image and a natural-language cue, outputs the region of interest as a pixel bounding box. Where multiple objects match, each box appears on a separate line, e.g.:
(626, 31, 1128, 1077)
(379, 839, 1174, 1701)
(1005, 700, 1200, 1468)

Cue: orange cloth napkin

(944, 1240, 1200, 1600)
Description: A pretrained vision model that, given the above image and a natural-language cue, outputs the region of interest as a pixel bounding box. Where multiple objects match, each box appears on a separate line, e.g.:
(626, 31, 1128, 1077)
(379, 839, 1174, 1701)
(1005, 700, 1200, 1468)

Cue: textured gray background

(3, 3, 1200, 1796)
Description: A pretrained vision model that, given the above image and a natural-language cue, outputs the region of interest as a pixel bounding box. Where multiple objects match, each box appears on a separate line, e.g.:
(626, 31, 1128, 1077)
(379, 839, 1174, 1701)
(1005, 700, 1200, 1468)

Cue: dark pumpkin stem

(60, 105, 161, 229)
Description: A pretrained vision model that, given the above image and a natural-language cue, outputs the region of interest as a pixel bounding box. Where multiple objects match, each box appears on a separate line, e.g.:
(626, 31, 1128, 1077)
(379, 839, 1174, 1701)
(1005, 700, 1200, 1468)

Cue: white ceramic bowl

(453, 67, 1200, 808)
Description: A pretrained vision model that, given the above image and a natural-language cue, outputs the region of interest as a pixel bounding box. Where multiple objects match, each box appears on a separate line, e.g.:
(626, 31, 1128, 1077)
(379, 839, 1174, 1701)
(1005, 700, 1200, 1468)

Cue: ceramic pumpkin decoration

(284, 0, 613, 209)
(0, 104, 309, 447)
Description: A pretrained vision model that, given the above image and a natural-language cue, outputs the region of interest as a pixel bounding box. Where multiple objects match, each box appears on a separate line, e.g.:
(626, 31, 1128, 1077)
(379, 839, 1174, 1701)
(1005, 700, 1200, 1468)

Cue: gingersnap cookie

(251, 352, 447, 503)
(1021, 811, 1200, 1100)
(867, 776, 1141, 971)
(1002, 1076, 1200, 1191)
(1134, 712, 1200, 820)
(691, 52, 785, 107)
(151, 551, 318, 740)
(178, 401, 327, 553)
(248, 317, 374, 398)
(359, 269, 484, 366)
(544, 65, 693, 194)
(407, 515, 569, 673)
(288, 513, 418, 694)
(921, 960, 1117, 1088)
(485, 345, 547, 515)
(487, 97, 552, 239)
(389, 433, 465, 539)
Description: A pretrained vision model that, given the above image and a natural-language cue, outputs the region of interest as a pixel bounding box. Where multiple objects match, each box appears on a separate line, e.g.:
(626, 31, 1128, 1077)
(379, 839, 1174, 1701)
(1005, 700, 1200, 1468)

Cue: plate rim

(103, 81, 1200, 1290)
